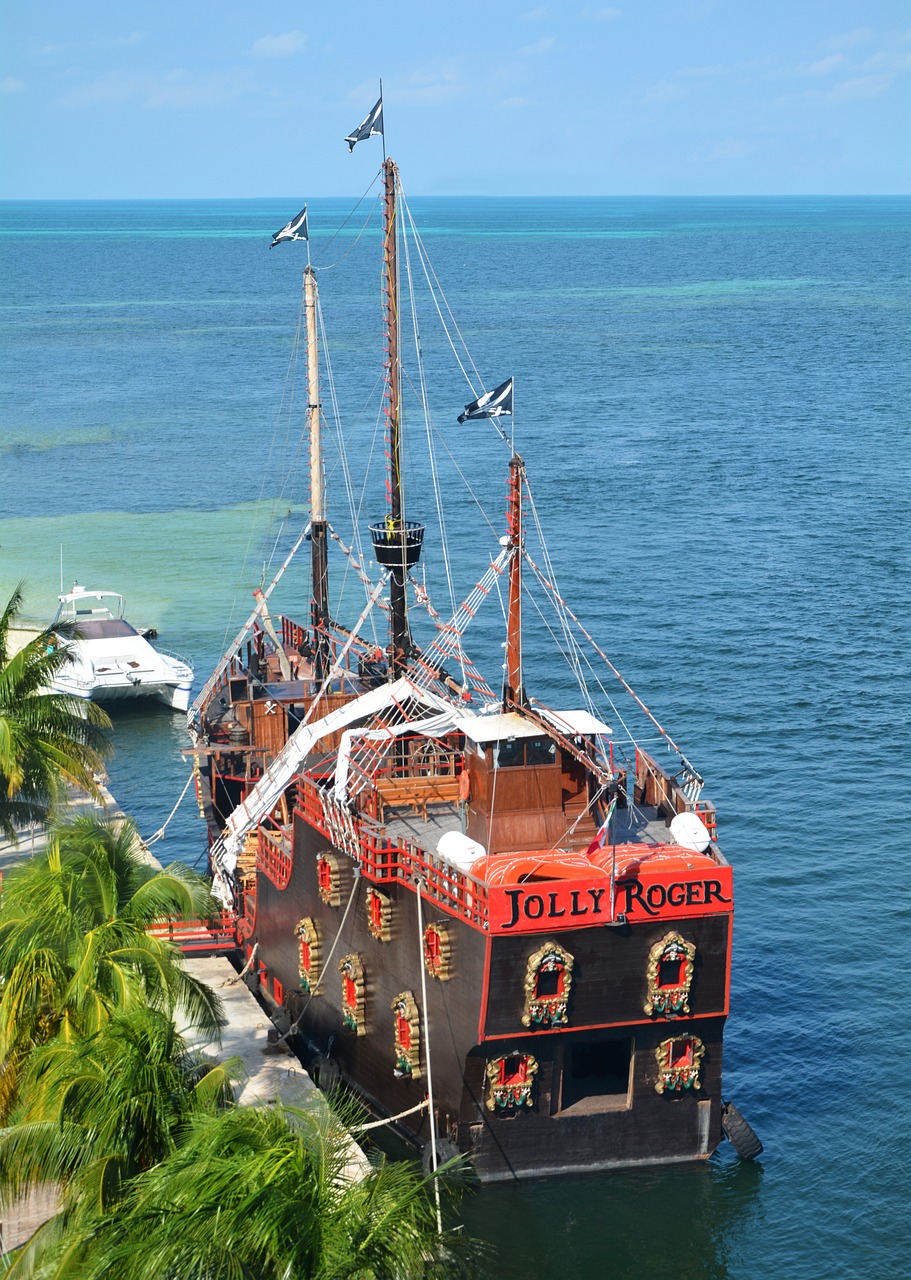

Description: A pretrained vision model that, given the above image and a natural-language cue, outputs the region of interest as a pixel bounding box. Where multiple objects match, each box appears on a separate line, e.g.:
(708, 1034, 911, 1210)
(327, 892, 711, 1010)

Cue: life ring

(458, 769, 471, 804)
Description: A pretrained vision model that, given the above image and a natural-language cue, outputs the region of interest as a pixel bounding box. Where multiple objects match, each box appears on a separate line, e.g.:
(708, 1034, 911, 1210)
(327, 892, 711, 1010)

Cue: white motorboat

(50, 585, 194, 712)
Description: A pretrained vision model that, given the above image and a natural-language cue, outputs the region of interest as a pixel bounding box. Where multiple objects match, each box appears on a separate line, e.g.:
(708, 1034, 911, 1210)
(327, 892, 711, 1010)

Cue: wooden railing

(257, 825, 293, 890)
(146, 911, 238, 954)
(295, 774, 490, 931)
(635, 748, 717, 838)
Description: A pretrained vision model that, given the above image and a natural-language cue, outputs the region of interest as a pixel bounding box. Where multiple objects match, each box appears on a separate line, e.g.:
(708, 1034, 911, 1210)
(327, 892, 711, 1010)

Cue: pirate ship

(188, 139, 758, 1179)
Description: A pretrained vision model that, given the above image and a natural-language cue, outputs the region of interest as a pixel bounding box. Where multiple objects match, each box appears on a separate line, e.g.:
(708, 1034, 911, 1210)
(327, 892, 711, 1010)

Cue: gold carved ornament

(522, 941, 574, 1028)
(338, 954, 367, 1036)
(644, 932, 696, 1018)
(316, 852, 342, 907)
(654, 1035, 705, 1094)
(422, 921, 454, 980)
(366, 887, 393, 942)
(294, 917, 320, 994)
(485, 1053, 539, 1112)
(390, 992, 422, 1078)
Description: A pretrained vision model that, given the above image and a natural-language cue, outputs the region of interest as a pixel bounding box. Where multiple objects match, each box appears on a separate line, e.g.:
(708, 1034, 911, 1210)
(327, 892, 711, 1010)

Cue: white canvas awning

(536, 707, 613, 737)
(454, 707, 612, 745)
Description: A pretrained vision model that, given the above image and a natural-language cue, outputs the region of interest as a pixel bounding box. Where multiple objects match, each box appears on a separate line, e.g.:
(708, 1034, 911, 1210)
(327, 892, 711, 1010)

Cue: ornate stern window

(485, 1053, 539, 1113)
(644, 932, 696, 1018)
(390, 992, 422, 1078)
(294, 917, 320, 994)
(316, 852, 342, 907)
(654, 1035, 705, 1094)
(423, 921, 454, 980)
(366, 887, 393, 942)
(338, 954, 366, 1036)
(522, 942, 574, 1028)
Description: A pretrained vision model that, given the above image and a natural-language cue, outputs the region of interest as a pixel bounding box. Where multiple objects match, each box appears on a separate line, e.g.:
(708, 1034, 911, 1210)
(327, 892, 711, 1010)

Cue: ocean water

(1, 193, 909, 1279)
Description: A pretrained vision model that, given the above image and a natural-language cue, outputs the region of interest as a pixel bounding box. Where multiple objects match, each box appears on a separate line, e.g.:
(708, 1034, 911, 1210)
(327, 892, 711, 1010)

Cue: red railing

(294, 774, 490, 931)
(146, 911, 238, 954)
(257, 826, 293, 890)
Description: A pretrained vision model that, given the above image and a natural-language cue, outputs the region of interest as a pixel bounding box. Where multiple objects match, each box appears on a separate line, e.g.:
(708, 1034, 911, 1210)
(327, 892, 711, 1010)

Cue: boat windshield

(55, 590, 126, 625)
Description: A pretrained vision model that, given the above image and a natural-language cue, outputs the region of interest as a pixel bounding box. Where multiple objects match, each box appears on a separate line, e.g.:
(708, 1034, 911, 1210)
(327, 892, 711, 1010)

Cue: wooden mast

(383, 157, 409, 675)
(304, 265, 330, 680)
(503, 453, 526, 706)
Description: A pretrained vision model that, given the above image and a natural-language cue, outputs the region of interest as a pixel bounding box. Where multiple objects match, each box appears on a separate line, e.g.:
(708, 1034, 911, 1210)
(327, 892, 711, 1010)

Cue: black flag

(457, 378, 514, 424)
(270, 206, 309, 248)
(345, 97, 384, 151)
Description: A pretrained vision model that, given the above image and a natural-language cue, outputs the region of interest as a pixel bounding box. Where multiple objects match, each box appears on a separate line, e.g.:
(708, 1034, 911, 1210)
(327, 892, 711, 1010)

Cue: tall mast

(304, 265, 330, 680)
(384, 158, 408, 675)
(503, 453, 526, 706)
(369, 157, 424, 677)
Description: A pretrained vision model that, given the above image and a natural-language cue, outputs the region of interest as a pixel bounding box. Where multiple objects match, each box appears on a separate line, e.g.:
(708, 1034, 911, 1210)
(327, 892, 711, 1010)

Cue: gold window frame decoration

(294, 917, 321, 994)
(485, 1053, 539, 1112)
(654, 1035, 705, 1094)
(522, 941, 574, 1028)
(390, 991, 422, 1078)
(338, 954, 367, 1036)
(422, 921, 454, 980)
(366, 887, 393, 942)
(316, 851, 342, 907)
(644, 932, 696, 1018)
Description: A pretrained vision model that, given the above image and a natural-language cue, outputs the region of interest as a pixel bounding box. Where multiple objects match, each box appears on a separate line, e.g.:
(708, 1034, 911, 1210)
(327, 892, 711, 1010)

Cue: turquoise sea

(1, 193, 909, 1279)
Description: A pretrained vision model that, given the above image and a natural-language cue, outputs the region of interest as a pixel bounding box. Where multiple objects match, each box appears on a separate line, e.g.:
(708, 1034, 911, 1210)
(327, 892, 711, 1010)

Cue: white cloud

(637, 80, 684, 104)
(58, 69, 254, 110)
(1, 77, 25, 93)
(522, 6, 548, 18)
(581, 6, 622, 19)
(518, 36, 555, 55)
(679, 64, 728, 78)
(251, 31, 306, 58)
(818, 28, 873, 53)
(499, 96, 530, 109)
(394, 67, 462, 105)
(827, 72, 894, 100)
(808, 53, 848, 76)
(704, 138, 752, 162)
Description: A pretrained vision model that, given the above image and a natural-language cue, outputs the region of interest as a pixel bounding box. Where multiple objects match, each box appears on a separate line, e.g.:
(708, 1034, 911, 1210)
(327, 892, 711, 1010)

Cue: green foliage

(0, 813, 224, 1119)
(0, 581, 112, 841)
(4, 1104, 486, 1280)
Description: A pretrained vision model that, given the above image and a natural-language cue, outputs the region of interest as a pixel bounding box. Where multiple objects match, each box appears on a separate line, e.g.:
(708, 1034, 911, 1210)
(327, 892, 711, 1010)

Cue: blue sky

(1, 1, 908, 197)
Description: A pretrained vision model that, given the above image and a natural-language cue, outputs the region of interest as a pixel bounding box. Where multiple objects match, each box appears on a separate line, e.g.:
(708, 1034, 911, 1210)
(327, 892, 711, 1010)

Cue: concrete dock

(180, 956, 371, 1180)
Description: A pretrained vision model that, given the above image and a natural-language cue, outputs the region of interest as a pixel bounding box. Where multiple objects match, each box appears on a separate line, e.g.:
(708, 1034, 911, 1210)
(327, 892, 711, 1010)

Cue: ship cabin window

(500, 1056, 525, 1085)
(669, 1038, 694, 1069)
(494, 735, 557, 769)
(535, 966, 564, 999)
(658, 957, 686, 989)
(560, 1038, 632, 1114)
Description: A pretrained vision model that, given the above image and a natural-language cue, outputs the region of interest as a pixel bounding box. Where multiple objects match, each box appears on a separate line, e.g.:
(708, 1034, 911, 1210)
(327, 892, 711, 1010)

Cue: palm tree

(0, 813, 224, 1119)
(0, 1007, 238, 1277)
(4, 1104, 485, 1279)
(0, 581, 111, 842)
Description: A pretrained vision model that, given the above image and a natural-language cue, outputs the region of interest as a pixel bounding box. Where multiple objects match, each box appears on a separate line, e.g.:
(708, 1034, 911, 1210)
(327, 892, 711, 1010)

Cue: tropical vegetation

(4, 1104, 481, 1279)
(0, 813, 224, 1120)
(0, 582, 111, 842)
(0, 813, 483, 1277)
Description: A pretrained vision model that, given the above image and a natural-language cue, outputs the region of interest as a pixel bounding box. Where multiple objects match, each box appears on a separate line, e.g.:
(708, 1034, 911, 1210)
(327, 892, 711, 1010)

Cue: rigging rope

(523, 549, 699, 779)
(414, 878, 444, 1234)
(399, 196, 462, 674)
(144, 768, 196, 845)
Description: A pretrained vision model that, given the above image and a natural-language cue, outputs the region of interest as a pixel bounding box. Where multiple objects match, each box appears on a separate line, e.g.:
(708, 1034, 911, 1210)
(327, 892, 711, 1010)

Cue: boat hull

(241, 807, 728, 1180)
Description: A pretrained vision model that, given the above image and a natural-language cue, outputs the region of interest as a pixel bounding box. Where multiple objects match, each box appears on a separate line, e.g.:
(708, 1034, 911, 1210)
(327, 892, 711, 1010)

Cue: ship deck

(380, 799, 675, 859)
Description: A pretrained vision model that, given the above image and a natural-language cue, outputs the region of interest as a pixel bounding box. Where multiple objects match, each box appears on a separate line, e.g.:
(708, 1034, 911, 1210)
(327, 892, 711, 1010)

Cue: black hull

(240, 808, 728, 1181)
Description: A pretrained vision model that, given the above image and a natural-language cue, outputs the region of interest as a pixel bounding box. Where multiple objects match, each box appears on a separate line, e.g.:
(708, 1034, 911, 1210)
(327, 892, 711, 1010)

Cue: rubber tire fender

(721, 1100, 763, 1160)
(311, 1053, 341, 1095)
